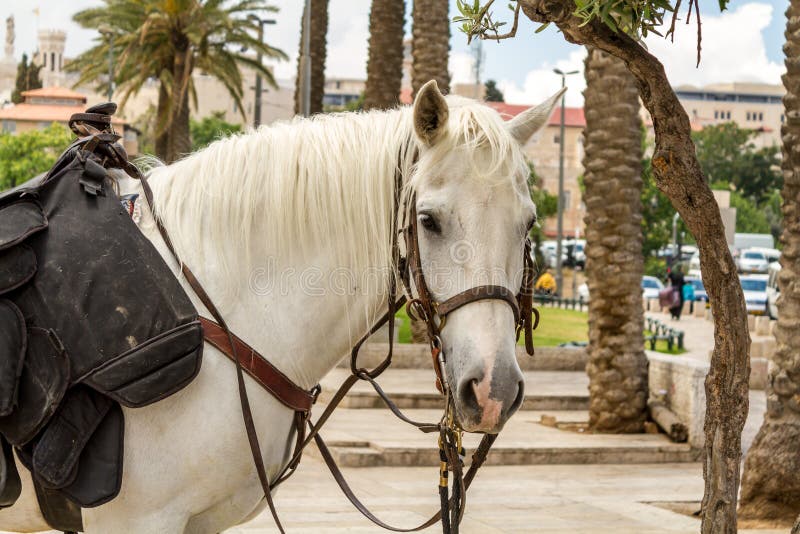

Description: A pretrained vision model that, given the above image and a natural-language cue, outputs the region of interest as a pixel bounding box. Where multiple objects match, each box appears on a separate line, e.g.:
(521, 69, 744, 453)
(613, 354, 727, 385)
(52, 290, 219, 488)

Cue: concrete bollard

(770, 320, 777, 337)
(682, 301, 692, 316)
(648, 298, 660, 313)
(761, 338, 777, 360)
(750, 358, 769, 390)
(694, 303, 706, 318)
(705, 307, 714, 322)
(750, 340, 764, 359)
(755, 316, 771, 337)
(747, 315, 756, 332)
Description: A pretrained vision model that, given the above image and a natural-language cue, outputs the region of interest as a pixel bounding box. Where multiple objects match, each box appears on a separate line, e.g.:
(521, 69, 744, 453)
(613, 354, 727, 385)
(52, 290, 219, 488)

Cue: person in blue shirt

(682, 280, 696, 314)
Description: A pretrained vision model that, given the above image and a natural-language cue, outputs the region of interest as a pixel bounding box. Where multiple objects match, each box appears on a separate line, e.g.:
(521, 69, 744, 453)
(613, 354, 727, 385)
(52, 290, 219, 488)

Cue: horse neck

(147, 110, 414, 390)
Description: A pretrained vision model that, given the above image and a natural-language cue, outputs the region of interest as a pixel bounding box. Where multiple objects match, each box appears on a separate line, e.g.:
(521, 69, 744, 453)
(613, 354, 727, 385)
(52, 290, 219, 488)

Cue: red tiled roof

(0, 103, 124, 125)
(391, 90, 586, 128)
(486, 101, 586, 127)
(21, 86, 88, 102)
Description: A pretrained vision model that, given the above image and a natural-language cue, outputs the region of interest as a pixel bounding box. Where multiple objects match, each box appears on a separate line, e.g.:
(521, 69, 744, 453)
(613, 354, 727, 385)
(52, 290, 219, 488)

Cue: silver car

(738, 249, 769, 274)
(740, 274, 769, 315)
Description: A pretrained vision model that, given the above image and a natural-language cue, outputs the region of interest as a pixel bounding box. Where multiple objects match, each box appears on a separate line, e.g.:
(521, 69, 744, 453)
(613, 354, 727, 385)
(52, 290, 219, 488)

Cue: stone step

(319, 369, 590, 411)
(307, 407, 700, 468)
(341, 343, 587, 371)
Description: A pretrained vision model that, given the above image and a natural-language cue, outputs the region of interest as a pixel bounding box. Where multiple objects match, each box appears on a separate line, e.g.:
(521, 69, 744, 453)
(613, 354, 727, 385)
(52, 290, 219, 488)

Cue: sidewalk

(230, 457, 782, 533)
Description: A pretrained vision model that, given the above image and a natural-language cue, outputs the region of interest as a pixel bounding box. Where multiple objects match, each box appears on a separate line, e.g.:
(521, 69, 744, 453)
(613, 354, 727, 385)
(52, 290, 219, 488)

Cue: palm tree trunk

(167, 49, 191, 163)
(363, 0, 405, 110)
(411, 0, 450, 98)
(294, 0, 328, 115)
(739, 0, 800, 523)
(582, 47, 647, 433)
(155, 83, 169, 161)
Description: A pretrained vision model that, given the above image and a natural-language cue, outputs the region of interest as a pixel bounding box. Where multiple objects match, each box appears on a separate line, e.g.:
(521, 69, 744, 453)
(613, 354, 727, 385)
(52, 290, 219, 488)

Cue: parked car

(684, 276, 708, 303)
(688, 251, 701, 277)
(577, 282, 589, 302)
(738, 249, 770, 274)
(749, 247, 780, 264)
(740, 274, 769, 315)
(641, 276, 665, 299)
(767, 261, 780, 319)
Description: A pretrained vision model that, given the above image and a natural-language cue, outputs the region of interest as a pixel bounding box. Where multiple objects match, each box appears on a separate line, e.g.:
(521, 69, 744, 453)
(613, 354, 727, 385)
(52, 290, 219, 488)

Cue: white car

(740, 274, 769, 315)
(767, 261, 780, 319)
(578, 276, 663, 303)
(738, 249, 770, 274)
(641, 276, 664, 299)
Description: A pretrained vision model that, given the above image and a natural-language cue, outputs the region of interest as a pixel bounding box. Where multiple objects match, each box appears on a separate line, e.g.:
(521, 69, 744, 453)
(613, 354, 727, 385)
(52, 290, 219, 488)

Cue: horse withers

(0, 81, 562, 533)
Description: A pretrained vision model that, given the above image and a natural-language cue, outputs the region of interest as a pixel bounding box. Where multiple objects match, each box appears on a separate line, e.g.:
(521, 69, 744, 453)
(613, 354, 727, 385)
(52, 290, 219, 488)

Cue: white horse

(0, 81, 562, 533)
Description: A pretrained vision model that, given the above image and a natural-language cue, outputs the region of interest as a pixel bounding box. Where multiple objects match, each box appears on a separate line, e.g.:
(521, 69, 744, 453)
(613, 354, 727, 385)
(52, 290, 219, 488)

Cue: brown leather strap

(437, 285, 521, 324)
(134, 165, 290, 534)
(199, 317, 316, 413)
(314, 429, 497, 532)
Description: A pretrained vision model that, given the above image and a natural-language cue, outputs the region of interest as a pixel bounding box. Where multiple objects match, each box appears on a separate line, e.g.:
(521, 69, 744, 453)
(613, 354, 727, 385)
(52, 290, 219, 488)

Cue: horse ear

(413, 80, 449, 146)
(507, 87, 566, 145)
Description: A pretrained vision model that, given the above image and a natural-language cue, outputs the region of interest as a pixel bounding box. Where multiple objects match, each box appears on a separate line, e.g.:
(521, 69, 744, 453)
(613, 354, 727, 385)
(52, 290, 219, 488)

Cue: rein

(129, 148, 538, 534)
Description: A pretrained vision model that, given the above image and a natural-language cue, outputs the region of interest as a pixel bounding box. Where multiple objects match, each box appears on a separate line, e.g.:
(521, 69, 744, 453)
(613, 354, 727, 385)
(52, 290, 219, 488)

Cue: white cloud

(645, 2, 784, 87)
(494, 2, 783, 108)
(496, 48, 587, 107)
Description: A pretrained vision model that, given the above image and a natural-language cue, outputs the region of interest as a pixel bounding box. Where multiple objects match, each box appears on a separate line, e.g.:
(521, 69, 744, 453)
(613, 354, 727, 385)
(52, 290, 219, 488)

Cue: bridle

(130, 146, 539, 534)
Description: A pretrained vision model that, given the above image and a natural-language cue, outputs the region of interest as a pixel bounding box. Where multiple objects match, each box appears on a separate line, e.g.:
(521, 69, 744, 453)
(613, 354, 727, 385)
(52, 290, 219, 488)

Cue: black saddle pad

(0, 128, 203, 515)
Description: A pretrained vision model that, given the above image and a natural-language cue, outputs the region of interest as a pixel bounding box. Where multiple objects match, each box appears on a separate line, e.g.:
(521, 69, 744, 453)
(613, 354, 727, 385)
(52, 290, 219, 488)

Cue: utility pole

(553, 68, 579, 296)
(248, 15, 276, 128)
(300, 0, 312, 117)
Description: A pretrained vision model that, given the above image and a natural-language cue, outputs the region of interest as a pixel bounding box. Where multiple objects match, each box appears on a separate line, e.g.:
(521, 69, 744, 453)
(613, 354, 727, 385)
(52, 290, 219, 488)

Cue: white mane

(146, 96, 525, 300)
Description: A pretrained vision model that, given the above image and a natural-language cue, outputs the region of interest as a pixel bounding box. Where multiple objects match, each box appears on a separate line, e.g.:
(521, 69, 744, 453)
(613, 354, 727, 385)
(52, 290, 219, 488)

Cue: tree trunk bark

(167, 48, 192, 163)
(155, 83, 169, 161)
(518, 1, 750, 531)
(364, 0, 405, 110)
(411, 0, 450, 98)
(582, 47, 648, 434)
(294, 0, 329, 115)
(738, 0, 800, 524)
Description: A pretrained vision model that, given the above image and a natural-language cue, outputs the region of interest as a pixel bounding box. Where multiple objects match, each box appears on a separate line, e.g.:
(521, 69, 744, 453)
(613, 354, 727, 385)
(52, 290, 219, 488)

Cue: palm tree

(293, 0, 328, 115)
(363, 0, 405, 111)
(411, 0, 450, 98)
(69, 0, 286, 162)
(582, 47, 648, 433)
(738, 0, 800, 523)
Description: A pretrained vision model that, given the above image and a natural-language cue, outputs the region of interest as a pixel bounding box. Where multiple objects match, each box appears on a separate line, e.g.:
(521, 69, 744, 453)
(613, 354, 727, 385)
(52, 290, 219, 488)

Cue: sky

(1, 0, 790, 107)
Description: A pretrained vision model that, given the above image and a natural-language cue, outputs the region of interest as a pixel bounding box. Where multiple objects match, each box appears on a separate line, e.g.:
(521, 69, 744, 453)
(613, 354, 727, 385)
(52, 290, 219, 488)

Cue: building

(673, 82, 784, 147)
(323, 78, 364, 108)
(487, 102, 586, 238)
(32, 30, 67, 88)
(0, 86, 139, 155)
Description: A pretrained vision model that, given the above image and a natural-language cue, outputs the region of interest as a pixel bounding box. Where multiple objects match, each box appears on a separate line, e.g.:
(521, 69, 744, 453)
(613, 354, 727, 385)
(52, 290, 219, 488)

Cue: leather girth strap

(199, 317, 315, 413)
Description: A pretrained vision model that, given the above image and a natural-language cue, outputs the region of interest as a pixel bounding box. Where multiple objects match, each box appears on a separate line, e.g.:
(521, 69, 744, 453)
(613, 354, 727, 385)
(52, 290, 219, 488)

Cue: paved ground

(229, 459, 784, 534)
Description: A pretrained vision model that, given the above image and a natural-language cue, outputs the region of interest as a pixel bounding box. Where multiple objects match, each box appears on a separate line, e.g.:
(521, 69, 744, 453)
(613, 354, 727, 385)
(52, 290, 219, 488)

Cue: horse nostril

(458, 377, 481, 415)
(506, 379, 525, 416)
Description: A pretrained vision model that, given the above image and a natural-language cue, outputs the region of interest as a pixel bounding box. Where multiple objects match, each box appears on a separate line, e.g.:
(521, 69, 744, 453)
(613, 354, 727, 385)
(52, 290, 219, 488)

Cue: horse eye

(419, 213, 440, 233)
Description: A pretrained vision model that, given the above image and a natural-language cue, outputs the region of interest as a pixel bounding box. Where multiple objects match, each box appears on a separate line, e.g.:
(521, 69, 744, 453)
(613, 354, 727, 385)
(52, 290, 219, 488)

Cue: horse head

(409, 80, 564, 433)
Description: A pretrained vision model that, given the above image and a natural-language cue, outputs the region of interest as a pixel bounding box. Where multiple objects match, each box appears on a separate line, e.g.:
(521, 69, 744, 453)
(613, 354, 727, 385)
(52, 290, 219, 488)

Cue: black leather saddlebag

(0, 107, 203, 520)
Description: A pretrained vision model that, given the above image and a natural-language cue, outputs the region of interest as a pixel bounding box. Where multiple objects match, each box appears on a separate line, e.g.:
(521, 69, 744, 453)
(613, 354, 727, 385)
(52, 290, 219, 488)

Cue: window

(726, 111, 731, 119)
(746, 112, 751, 121)
(714, 110, 719, 119)
(758, 112, 763, 121)
(562, 190, 571, 211)
(553, 134, 560, 144)
(781, 114, 785, 123)
(1, 120, 15, 133)
(50, 52, 55, 72)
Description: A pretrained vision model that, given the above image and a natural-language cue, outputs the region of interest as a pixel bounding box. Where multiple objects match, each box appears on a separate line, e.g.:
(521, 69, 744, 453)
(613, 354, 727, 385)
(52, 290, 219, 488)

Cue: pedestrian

(535, 268, 557, 296)
(682, 279, 695, 314)
(667, 266, 685, 320)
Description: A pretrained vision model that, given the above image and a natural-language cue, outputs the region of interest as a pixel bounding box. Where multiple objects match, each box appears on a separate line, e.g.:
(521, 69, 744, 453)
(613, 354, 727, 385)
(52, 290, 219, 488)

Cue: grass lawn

(395, 306, 685, 354)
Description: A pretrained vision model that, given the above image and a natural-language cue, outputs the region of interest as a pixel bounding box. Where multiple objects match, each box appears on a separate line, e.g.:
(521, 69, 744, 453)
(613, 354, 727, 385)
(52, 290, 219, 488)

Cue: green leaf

(535, 22, 551, 33)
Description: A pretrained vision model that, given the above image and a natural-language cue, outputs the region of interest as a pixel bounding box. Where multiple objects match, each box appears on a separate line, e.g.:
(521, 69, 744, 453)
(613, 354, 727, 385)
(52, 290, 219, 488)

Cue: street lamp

(247, 15, 276, 128)
(300, 0, 312, 117)
(553, 68, 579, 297)
(98, 24, 114, 102)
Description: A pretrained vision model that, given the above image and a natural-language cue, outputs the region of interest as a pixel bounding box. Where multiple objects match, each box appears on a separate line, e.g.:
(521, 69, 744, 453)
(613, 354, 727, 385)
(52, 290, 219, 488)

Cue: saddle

(0, 104, 203, 531)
